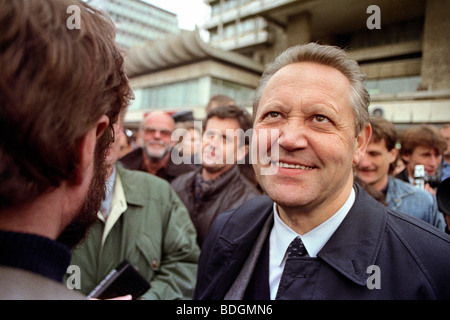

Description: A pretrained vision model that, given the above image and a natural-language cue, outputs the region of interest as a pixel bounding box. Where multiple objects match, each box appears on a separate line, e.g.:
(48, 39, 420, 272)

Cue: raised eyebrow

(303, 104, 338, 116)
(258, 101, 288, 113)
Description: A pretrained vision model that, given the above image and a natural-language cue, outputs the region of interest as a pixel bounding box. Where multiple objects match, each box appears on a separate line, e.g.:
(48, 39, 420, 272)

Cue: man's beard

(143, 140, 171, 161)
(57, 132, 110, 250)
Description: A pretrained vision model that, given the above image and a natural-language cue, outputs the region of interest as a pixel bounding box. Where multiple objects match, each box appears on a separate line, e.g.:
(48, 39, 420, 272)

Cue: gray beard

(144, 145, 171, 161)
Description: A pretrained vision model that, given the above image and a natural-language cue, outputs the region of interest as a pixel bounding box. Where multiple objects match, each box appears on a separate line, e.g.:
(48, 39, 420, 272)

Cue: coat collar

(195, 165, 241, 198)
(210, 183, 388, 291)
(115, 164, 148, 207)
(317, 183, 387, 285)
(99, 171, 128, 246)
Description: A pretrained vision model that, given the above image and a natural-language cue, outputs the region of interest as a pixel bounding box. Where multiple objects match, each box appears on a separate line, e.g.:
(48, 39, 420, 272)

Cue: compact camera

(414, 164, 441, 189)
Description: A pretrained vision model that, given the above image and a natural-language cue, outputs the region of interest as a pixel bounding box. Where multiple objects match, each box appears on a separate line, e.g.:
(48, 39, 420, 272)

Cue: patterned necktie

(287, 236, 308, 258)
(275, 236, 310, 299)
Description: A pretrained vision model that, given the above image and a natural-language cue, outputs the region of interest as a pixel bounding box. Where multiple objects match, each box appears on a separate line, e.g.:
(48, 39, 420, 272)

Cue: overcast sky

(144, 0, 211, 30)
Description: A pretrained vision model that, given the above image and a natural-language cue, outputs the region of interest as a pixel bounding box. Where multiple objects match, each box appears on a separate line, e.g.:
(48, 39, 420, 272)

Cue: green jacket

(70, 164, 200, 299)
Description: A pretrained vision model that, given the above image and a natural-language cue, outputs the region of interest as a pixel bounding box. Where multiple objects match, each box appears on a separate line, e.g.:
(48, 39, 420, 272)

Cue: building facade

(88, 0, 179, 49)
(204, 0, 450, 128)
(124, 30, 264, 126)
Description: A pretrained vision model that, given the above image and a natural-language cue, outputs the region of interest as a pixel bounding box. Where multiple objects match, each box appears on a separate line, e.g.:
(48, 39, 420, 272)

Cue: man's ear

(401, 154, 410, 164)
(74, 115, 110, 185)
(353, 124, 372, 165)
(388, 146, 398, 164)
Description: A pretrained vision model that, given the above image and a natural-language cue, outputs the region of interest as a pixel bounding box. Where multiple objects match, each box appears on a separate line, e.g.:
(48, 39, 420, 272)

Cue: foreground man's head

(0, 0, 133, 249)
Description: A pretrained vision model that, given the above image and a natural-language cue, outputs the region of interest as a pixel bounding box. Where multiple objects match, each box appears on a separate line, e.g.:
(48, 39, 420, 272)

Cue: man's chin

(145, 147, 169, 161)
(202, 163, 222, 173)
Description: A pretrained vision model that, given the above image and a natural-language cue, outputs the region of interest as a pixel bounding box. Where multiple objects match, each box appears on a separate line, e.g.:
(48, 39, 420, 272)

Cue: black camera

(437, 177, 450, 216)
(425, 174, 441, 189)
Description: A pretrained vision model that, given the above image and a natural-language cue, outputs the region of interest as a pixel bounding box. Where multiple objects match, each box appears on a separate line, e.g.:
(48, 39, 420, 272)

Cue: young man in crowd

(205, 94, 236, 114)
(171, 105, 260, 247)
(440, 124, 450, 181)
(355, 117, 445, 230)
(396, 124, 447, 194)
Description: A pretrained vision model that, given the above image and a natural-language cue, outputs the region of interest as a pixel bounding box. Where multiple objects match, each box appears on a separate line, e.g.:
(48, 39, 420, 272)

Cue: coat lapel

(224, 211, 273, 299)
(318, 183, 387, 285)
(198, 196, 273, 299)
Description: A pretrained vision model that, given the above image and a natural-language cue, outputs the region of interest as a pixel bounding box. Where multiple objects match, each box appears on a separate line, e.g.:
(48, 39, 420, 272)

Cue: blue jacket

(194, 183, 450, 300)
(386, 177, 445, 231)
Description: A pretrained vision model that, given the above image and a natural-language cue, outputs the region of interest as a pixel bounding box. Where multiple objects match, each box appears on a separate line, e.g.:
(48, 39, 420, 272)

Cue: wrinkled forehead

(141, 113, 175, 131)
(258, 62, 351, 105)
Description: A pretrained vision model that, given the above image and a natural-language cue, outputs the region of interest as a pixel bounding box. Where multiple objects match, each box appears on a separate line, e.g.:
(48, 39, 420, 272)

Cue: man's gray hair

(253, 42, 370, 135)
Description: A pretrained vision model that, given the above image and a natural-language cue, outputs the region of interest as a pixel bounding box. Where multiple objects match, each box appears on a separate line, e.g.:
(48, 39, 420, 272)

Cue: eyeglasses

(141, 127, 172, 138)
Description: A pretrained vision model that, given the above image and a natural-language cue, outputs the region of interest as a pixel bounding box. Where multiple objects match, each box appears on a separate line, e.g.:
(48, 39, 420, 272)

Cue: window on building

(129, 79, 203, 110)
(129, 77, 256, 111)
(366, 75, 422, 95)
(336, 18, 424, 50)
(210, 77, 255, 108)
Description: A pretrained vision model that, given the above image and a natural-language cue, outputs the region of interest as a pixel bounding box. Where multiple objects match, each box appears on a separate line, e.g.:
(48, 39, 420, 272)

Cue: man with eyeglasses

(119, 111, 195, 182)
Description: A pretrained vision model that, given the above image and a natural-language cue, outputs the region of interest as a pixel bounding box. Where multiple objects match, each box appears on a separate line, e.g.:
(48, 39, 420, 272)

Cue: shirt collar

(99, 166, 116, 221)
(270, 187, 355, 265)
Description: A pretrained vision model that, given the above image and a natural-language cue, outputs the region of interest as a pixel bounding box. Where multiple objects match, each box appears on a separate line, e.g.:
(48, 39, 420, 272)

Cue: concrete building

(88, 0, 179, 49)
(124, 30, 264, 127)
(204, 0, 450, 129)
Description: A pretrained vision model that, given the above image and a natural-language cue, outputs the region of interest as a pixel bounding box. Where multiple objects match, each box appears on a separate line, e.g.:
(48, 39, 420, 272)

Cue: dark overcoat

(194, 183, 450, 300)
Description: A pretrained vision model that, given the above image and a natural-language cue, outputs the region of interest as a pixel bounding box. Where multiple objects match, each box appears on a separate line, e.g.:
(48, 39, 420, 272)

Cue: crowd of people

(1, 0, 449, 300)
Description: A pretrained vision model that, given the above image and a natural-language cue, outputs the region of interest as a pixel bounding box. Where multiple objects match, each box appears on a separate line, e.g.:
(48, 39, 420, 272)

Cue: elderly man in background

(119, 111, 195, 182)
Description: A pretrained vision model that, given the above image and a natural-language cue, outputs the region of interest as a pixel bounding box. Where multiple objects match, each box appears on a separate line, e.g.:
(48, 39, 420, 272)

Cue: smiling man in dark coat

(194, 43, 450, 300)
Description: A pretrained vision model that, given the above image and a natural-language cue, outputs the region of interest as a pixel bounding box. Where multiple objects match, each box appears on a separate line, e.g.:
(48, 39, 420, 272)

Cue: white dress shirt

(268, 188, 356, 299)
(97, 166, 128, 247)
(99, 166, 116, 220)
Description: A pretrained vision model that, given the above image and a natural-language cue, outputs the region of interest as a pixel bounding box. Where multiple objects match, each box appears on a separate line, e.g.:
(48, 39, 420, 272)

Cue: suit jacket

(194, 183, 450, 300)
